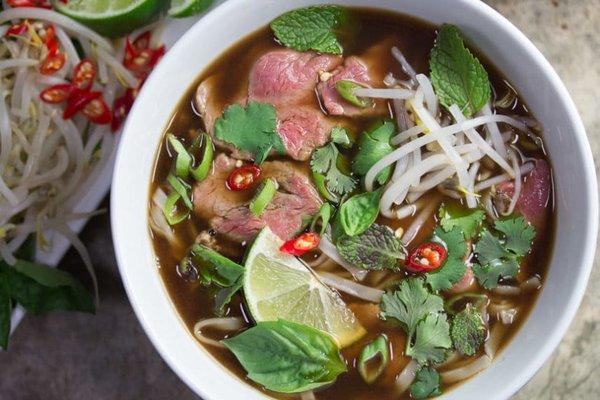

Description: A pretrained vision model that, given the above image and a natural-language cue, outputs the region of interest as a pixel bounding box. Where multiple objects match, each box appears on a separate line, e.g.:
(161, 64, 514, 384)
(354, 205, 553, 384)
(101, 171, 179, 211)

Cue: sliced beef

(194, 154, 321, 242)
(318, 57, 371, 116)
(277, 105, 334, 161)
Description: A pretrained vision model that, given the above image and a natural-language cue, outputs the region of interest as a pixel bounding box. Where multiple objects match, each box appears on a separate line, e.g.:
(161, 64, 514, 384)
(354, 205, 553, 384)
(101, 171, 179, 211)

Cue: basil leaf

(222, 319, 346, 393)
(358, 334, 390, 384)
(338, 188, 382, 236)
(430, 25, 491, 117)
(352, 120, 395, 185)
(336, 224, 405, 270)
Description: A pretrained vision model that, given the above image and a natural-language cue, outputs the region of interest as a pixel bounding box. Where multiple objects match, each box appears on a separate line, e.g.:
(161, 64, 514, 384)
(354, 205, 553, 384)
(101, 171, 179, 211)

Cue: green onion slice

(191, 133, 214, 182)
(312, 172, 339, 203)
(167, 173, 193, 210)
(310, 203, 334, 236)
(163, 191, 189, 225)
(167, 133, 192, 179)
(358, 334, 390, 384)
(249, 178, 277, 217)
(335, 80, 371, 108)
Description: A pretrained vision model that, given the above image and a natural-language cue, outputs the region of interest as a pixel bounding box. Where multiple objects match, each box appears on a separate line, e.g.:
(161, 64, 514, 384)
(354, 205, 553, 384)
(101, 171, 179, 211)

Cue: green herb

(380, 278, 451, 365)
(473, 216, 535, 289)
(338, 188, 382, 236)
(330, 126, 352, 148)
(335, 80, 370, 107)
(352, 120, 396, 185)
(336, 224, 405, 270)
(249, 178, 278, 217)
(214, 102, 285, 164)
(430, 24, 491, 117)
(310, 203, 334, 236)
(0, 258, 95, 349)
(222, 319, 346, 393)
(411, 368, 442, 399)
(311, 136, 357, 197)
(426, 227, 468, 291)
(312, 172, 340, 203)
(270, 5, 346, 55)
(450, 304, 486, 356)
(358, 334, 390, 384)
(438, 203, 485, 240)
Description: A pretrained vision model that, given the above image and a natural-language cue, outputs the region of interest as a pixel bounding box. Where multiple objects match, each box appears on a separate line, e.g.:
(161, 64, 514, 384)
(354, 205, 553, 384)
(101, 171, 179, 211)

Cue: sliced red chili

(132, 31, 152, 52)
(72, 59, 96, 90)
(6, 22, 28, 37)
(280, 232, 321, 256)
(110, 88, 135, 132)
(82, 97, 111, 125)
(40, 84, 73, 104)
(9, 0, 51, 7)
(226, 164, 261, 191)
(149, 44, 166, 67)
(63, 89, 101, 119)
(43, 25, 59, 56)
(40, 52, 65, 75)
(406, 242, 447, 272)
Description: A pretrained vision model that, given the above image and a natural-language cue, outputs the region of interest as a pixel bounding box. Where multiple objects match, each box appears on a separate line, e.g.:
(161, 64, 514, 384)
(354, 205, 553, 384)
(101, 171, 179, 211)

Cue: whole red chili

(280, 232, 321, 256)
(226, 164, 261, 191)
(406, 242, 447, 272)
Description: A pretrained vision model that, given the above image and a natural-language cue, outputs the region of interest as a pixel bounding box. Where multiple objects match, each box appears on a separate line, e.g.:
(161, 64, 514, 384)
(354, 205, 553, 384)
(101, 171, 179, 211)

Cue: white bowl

(111, 1, 598, 399)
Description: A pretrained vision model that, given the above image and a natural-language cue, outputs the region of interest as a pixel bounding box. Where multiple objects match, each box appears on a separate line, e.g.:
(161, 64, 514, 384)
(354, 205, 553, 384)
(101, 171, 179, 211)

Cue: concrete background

(1, 0, 599, 398)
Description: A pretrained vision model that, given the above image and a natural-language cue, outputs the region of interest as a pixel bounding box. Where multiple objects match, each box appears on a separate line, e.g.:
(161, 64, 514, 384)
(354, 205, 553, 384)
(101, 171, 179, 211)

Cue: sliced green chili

(167, 133, 192, 179)
(191, 133, 214, 182)
(358, 334, 390, 384)
(335, 80, 370, 108)
(249, 178, 277, 217)
(167, 173, 193, 210)
(310, 203, 334, 236)
(312, 171, 339, 203)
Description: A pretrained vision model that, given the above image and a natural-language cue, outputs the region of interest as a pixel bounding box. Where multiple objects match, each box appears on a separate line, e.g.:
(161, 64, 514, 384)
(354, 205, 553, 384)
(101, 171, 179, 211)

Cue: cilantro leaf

(494, 217, 535, 257)
(311, 139, 357, 197)
(352, 120, 396, 185)
(380, 278, 444, 337)
(331, 126, 352, 148)
(411, 368, 442, 399)
(473, 257, 519, 289)
(426, 227, 468, 291)
(336, 224, 405, 271)
(407, 313, 452, 364)
(430, 25, 491, 117)
(270, 6, 346, 55)
(475, 229, 510, 265)
(214, 102, 285, 164)
(438, 203, 485, 240)
(450, 304, 486, 356)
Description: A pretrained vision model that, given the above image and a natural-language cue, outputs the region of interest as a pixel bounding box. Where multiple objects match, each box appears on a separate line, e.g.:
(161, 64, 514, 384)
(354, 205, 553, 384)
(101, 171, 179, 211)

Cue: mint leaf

(222, 319, 346, 393)
(336, 224, 405, 270)
(411, 368, 442, 399)
(270, 6, 346, 55)
(214, 102, 284, 163)
(352, 120, 395, 185)
(438, 203, 485, 240)
(430, 25, 491, 117)
(450, 304, 486, 356)
(380, 278, 444, 337)
(338, 188, 382, 236)
(426, 227, 468, 291)
(311, 139, 357, 197)
(494, 217, 535, 257)
(407, 313, 452, 364)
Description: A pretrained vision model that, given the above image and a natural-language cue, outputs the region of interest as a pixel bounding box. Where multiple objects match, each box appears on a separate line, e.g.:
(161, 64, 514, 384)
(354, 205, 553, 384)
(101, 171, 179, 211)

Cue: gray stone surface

(1, 0, 598, 399)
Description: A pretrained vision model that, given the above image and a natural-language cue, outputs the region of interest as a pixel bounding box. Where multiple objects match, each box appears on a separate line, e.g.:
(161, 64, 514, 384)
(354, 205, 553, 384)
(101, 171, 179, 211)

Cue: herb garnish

(270, 5, 346, 55)
(311, 129, 357, 197)
(338, 188, 382, 237)
(430, 24, 491, 117)
(450, 304, 486, 356)
(222, 319, 346, 393)
(336, 224, 404, 270)
(214, 101, 285, 164)
(352, 120, 396, 185)
(411, 368, 442, 399)
(438, 203, 485, 240)
(426, 227, 468, 291)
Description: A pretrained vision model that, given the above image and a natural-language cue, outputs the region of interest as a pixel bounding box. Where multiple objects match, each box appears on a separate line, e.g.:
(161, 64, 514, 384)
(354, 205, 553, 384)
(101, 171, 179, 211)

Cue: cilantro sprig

(411, 368, 442, 399)
(473, 216, 535, 289)
(426, 227, 468, 291)
(311, 129, 357, 197)
(438, 203, 485, 240)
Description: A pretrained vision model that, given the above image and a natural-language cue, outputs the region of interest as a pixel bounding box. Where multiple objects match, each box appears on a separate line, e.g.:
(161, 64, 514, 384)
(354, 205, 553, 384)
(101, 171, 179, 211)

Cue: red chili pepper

(149, 44, 166, 67)
(43, 25, 60, 56)
(280, 232, 321, 256)
(132, 31, 152, 52)
(63, 90, 101, 119)
(7, 0, 52, 8)
(72, 59, 96, 90)
(406, 242, 447, 272)
(110, 88, 135, 132)
(40, 52, 66, 75)
(82, 97, 111, 125)
(39, 84, 74, 104)
(226, 164, 261, 191)
(5, 21, 28, 37)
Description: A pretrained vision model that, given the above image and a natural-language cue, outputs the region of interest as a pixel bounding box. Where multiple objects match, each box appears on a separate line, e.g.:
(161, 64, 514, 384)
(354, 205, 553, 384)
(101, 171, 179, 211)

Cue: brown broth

(149, 7, 554, 400)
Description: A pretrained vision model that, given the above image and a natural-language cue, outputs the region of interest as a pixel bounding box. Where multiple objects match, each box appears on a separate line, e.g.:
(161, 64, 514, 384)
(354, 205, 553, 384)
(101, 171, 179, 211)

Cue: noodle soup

(149, 6, 553, 399)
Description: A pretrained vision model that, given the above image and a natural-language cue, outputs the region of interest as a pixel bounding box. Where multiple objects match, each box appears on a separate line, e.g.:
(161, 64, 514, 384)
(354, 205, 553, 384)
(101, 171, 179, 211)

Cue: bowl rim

(111, 0, 598, 399)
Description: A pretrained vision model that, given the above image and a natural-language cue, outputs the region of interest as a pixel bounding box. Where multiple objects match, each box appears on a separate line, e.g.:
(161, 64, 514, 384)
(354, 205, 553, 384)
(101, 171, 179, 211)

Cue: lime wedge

(244, 228, 366, 347)
(168, 0, 214, 18)
(52, 0, 168, 38)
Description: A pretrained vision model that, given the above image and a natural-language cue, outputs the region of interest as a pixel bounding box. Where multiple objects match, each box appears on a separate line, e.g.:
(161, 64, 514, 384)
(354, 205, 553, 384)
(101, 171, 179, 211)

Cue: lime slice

(52, 0, 168, 38)
(168, 0, 215, 18)
(244, 228, 366, 347)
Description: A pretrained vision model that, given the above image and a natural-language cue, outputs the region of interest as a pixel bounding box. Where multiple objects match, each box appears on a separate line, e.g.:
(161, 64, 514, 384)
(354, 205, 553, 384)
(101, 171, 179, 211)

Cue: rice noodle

(499, 308, 518, 324)
(491, 285, 521, 296)
(354, 87, 413, 99)
(394, 359, 418, 395)
(521, 276, 542, 291)
(318, 235, 367, 280)
(441, 356, 492, 383)
(401, 197, 439, 245)
(502, 151, 521, 215)
(193, 317, 245, 348)
(318, 272, 384, 302)
(474, 162, 534, 192)
(480, 103, 508, 158)
(484, 322, 507, 358)
(301, 391, 317, 400)
(415, 74, 438, 116)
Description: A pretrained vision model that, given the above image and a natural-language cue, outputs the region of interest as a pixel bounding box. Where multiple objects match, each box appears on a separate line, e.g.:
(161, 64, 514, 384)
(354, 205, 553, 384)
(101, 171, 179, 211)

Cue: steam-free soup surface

(150, 7, 553, 400)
